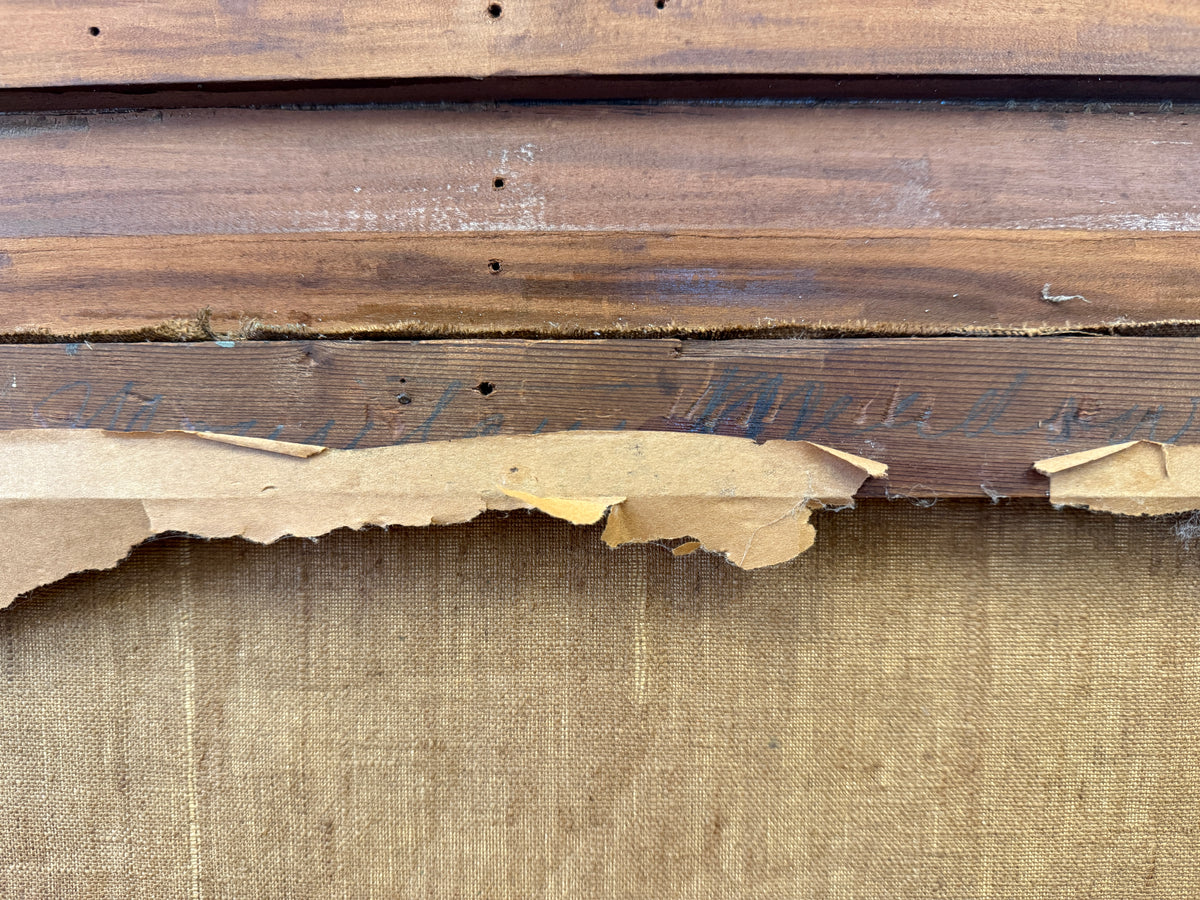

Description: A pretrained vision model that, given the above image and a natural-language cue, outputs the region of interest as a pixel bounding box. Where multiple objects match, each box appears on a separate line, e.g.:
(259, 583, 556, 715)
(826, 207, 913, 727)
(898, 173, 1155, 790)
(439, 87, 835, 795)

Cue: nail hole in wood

(88, 26, 101, 35)
(476, 382, 496, 396)
(487, 3, 502, 17)
(493, 177, 505, 189)
(488, 259, 502, 272)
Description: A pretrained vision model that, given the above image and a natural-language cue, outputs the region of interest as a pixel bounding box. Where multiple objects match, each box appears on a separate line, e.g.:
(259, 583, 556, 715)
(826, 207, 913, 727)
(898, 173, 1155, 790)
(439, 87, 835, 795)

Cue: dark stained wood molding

(4, 336, 1199, 500)
(4, 103, 1200, 337)
(6, 104, 1199, 240)
(5, 1, 1200, 89)
(3, 230, 1200, 340)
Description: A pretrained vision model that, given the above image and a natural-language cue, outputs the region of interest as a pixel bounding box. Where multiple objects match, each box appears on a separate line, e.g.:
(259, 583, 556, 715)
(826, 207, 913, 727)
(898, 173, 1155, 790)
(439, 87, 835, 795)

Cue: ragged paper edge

(1032, 441, 1144, 476)
(116, 429, 328, 457)
(181, 430, 327, 458)
(1033, 440, 1197, 515)
(0, 430, 886, 608)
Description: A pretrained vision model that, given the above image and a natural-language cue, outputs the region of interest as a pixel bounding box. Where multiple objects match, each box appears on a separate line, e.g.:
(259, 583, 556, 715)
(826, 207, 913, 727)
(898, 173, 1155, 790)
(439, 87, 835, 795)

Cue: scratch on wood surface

(1041, 283, 1088, 304)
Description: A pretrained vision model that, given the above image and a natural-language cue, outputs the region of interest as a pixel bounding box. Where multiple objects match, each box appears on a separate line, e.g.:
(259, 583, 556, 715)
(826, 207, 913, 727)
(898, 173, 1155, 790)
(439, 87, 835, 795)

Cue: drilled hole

(488, 258, 502, 273)
(476, 382, 496, 396)
(493, 177, 505, 189)
(487, 3, 502, 17)
(655, 0, 666, 8)
(88, 25, 101, 35)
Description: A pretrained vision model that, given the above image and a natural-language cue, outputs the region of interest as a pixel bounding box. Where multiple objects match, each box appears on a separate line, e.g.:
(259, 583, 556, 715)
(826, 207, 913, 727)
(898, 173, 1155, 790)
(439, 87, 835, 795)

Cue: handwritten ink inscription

(25, 365, 1200, 453)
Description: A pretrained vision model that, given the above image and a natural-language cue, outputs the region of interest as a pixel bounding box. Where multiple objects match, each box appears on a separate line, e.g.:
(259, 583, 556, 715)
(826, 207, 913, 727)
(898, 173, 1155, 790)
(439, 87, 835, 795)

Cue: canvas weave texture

(0, 501, 1197, 897)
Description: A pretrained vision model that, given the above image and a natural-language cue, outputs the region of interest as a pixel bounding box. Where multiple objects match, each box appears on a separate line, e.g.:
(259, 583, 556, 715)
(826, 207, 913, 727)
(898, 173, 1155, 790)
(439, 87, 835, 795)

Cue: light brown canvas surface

(0, 501, 1197, 897)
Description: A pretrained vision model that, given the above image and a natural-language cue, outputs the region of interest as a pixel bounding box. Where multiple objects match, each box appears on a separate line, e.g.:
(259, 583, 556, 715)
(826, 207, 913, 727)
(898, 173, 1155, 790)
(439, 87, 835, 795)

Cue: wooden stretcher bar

(4, 336, 1198, 500)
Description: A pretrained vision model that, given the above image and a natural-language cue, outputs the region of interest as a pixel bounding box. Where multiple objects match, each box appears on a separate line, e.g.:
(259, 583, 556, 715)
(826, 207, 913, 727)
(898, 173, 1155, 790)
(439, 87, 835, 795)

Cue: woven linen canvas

(0, 501, 1197, 897)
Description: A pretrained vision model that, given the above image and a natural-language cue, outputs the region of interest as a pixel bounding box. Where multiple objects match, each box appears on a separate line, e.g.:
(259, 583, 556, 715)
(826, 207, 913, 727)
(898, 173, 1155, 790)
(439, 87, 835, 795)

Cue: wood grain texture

(4, 0, 1200, 88)
(3, 230, 1199, 340)
(3, 103, 1200, 337)
(5, 337, 1200, 500)
(7, 104, 1200, 239)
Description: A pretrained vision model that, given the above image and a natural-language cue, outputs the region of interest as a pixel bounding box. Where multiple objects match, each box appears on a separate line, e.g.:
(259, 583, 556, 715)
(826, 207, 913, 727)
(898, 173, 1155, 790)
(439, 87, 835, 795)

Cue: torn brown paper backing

(0, 430, 885, 607)
(1034, 440, 1200, 515)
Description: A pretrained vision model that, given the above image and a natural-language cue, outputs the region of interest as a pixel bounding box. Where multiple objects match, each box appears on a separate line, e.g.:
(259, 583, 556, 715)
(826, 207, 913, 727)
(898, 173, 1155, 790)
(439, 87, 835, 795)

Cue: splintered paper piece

(0, 429, 886, 607)
(1034, 440, 1200, 515)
